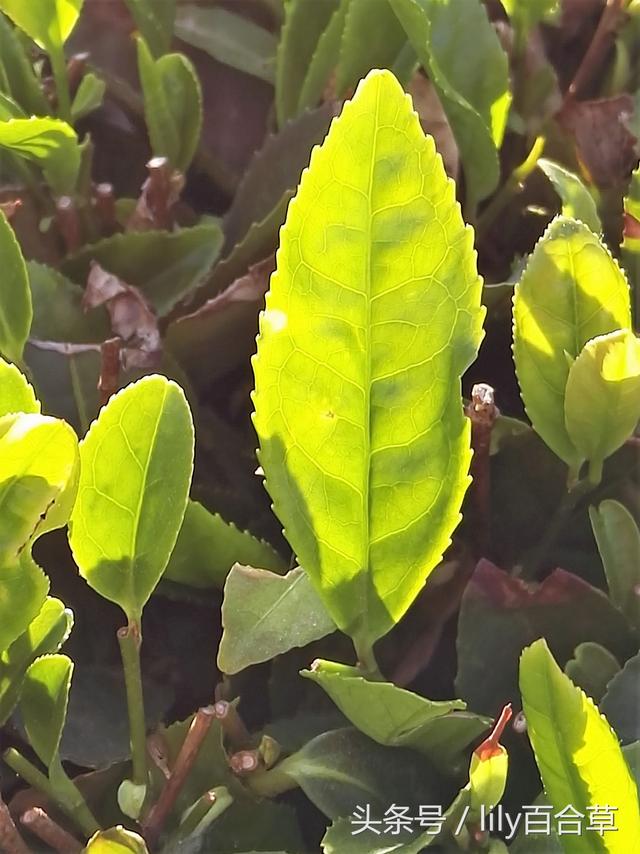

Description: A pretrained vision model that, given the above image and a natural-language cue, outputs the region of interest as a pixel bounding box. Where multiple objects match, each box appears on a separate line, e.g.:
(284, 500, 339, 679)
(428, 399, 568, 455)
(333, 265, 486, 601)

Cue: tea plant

(0, 1, 639, 853)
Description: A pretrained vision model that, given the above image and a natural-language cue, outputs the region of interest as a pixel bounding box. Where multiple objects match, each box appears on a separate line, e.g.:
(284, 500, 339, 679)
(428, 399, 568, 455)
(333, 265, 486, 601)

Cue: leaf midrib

(361, 78, 381, 639)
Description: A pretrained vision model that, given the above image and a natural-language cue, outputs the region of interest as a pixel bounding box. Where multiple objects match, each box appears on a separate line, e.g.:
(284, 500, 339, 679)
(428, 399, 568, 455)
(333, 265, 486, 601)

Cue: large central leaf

(253, 69, 484, 648)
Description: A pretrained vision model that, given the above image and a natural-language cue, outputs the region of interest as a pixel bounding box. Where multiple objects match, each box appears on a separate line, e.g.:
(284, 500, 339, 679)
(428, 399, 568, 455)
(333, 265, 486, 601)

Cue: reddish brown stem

(565, 0, 627, 104)
(94, 183, 117, 235)
(98, 337, 122, 406)
(0, 796, 29, 854)
(475, 703, 513, 760)
(214, 700, 252, 750)
(20, 808, 83, 854)
(229, 750, 260, 776)
(142, 705, 216, 847)
(55, 196, 82, 253)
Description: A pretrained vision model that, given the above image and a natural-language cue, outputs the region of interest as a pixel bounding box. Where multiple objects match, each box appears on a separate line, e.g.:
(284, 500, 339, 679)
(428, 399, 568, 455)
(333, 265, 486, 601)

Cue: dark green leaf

(0, 12, 49, 116)
(164, 500, 286, 590)
(136, 36, 203, 172)
(391, 0, 510, 206)
(62, 225, 222, 317)
(218, 566, 336, 674)
(538, 158, 601, 233)
(175, 5, 276, 84)
(70, 72, 106, 122)
(564, 642, 620, 703)
(456, 560, 636, 715)
(297, 2, 348, 115)
(123, 0, 175, 57)
(275, 0, 338, 125)
(590, 499, 640, 631)
(601, 652, 640, 744)
(0, 209, 31, 363)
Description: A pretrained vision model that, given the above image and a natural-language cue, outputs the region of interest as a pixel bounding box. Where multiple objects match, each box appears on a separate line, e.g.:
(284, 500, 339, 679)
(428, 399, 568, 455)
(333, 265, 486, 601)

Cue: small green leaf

(218, 566, 335, 674)
(21, 653, 73, 768)
(590, 499, 640, 630)
(0, 551, 49, 653)
(0, 0, 83, 50)
(275, 0, 338, 126)
(0, 356, 39, 416)
(71, 72, 106, 122)
(85, 827, 149, 853)
(513, 217, 631, 469)
(62, 225, 222, 317)
(0, 117, 80, 195)
(0, 209, 31, 364)
(564, 642, 620, 703)
(175, 5, 276, 84)
(69, 376, 194, 620)
(391, 0, 511, 206)
(564, 329, 640, 480)
(520, 638, 640, 853)
(253, 69, 484, 648)
(302, 664, 488, 770)
(538, 158, 601, 233)
(336, 0, 408, 96)
(601, 652, 640, 744)
(0, 412, 79, 563)
(164, 500, 286, 589)
(0, 597, 72, 725)
(0, 12, 50, 116)
(123, 0, 175, 57)
(136, 36, 203, 173)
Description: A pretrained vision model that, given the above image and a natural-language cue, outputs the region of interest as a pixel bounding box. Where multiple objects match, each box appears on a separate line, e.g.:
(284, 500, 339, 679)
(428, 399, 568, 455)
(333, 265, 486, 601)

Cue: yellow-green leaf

(0, 210, 32, 364)
(0, 117, 80, 195)
(520, 638, 640, 853)
(252, 70, 484, 649)
(513, 217, 631, 470)
(21, 653, 72, 768)
(0, 551, 49, 653)
(0, 0, 83, 50)
(0, 357, 39, 416)
(84, 827, 149, 854)
(0, 412, 79, 563)
(538, 158, 601, 234)
(564, 329, 640, 481)
(69, 376, 194, 620)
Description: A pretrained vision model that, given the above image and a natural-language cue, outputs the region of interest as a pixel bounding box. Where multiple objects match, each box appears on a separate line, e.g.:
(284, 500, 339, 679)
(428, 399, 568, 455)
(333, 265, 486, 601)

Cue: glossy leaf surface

(0, 117, 80, 194)
(0, 412, 78, 562)
(218, 566, 335, 674)
(0, 209, 31, 364)
(564, 329, 640, 478)
(123, 0, 175, 57)
(253, 69, 484, 647)
(513, 217, 631, 469)
(21, 653, 73, 768)
(69, 377, 194, 620)
(0, 0, 83, 50)
(520, 638, 640, 853)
